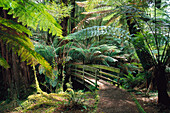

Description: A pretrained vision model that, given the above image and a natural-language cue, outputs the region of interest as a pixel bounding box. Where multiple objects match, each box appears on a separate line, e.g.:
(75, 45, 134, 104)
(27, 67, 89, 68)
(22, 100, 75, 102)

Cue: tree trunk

(60, 0, 69, 36)
(154, 65, 170, 106)
(126, 16, 154, 70)
(71, 0, 75, 33)
(0, 8, 32, 101)
(126, 14, 157, 90)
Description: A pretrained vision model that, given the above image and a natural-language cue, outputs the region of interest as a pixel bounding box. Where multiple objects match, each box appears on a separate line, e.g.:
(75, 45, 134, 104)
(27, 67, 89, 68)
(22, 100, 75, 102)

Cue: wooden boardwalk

(71, 64, 139, 113)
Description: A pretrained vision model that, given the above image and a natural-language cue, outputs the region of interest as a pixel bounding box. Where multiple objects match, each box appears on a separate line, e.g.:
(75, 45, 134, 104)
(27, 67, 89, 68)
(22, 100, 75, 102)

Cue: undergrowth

(12, 90, 99, 113)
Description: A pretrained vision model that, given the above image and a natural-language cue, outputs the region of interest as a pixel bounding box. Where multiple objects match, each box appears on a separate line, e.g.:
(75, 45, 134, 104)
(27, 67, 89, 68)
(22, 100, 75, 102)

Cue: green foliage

(46, 1, 73, 22)
(0, 57, 10, 69)
(76, 0, 149, 29)
(65, 88, 99, 112)
(0, 17, 32, 35)
(65, 26, 130, 41)
(69, 41, 118, 66)
(0, 0, 62, 37)
(120, 73, 145, 89)
(0, 20, 52, 75)
(65, 26, 134, 67)
(34, 38, 73, 92)
(0, 0, 70, 77)
(14, 87, 98, 112)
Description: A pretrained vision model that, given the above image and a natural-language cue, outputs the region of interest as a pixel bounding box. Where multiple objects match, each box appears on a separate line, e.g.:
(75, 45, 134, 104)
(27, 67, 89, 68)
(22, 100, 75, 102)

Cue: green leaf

(0, 56, 10, 69)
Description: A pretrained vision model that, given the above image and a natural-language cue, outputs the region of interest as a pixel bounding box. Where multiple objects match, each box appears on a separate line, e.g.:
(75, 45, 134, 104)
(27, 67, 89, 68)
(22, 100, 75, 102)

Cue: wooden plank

(72, 76, 99, 89)
(84, 76, 96, 85)
(99, 71, 120, 79)
(71, 73, 97, 86)
(89, 64, 120, 73)
(73, 72, 83, 78)
(97, 74, 118, 84)
(72, 69, 97, 79)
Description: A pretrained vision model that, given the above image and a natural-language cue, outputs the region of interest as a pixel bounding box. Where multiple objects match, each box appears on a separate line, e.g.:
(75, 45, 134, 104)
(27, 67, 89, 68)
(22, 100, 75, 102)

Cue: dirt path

(96, 80, 139, 113)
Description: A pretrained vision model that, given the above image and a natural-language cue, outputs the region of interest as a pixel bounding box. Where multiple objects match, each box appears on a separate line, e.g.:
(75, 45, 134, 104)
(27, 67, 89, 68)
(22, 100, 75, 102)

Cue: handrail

(71, 64, 120, 90)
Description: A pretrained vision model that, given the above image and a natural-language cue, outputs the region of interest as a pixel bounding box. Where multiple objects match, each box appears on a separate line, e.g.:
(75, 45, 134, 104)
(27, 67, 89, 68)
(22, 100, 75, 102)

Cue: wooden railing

(71, 64, 120, 90)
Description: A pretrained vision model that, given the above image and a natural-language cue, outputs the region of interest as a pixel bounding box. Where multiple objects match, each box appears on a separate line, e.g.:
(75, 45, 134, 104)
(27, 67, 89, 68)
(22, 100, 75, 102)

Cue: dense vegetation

(0, 0, 169, 112)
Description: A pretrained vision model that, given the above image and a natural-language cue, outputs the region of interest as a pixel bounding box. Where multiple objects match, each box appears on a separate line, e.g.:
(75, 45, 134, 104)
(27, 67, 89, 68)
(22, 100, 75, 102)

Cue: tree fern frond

(65, 26, 130, 41)
(0, 0, 62, 37)
(0, 56, 10, 69)
(0, 30, 52, 77)
(104, 56, 118, 62)
(34, 43, 55, 64)
(46, 1, 72, 22)
(0, 17, 32, 36)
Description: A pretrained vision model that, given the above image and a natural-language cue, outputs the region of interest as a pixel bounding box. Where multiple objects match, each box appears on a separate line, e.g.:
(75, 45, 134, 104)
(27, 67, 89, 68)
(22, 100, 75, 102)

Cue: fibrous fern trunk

(126, 14, 154, 71)
(11, 49, 19, 100)
(154, 65, 170, 106)
(126, 14, 155, 89)
(60, 0, 69, 36)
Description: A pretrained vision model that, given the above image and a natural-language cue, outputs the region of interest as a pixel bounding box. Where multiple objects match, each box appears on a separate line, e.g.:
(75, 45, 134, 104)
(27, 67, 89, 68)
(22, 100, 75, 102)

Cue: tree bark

(71, 0, 75, 33)
(154, 64, 170, 106)
(60, 0, 69, 36)
(0, 8, 32, 101)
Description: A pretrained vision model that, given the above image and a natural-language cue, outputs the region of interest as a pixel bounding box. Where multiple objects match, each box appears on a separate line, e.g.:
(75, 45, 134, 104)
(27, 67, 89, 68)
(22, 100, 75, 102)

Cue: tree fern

(0, 29, 52, 76)
(0, 15, 55, 78)
(0, 0, 62, 37)
(65, 26, 130, 41)
(68, 41, 118, 66)
(75, 0, 151, 30)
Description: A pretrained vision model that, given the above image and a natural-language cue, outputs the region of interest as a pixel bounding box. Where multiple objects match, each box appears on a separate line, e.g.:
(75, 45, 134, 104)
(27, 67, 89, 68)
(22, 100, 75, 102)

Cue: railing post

(95, 70, 98, 89)
(83, 66, 85, 85)
(75, 66, 76, 80)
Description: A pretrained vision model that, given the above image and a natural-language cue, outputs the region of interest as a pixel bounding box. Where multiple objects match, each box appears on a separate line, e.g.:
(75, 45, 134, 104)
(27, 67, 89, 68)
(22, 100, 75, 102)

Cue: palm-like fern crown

(0, 0, 63, 36)
(76, 0, 169, 65)
(65, 26, 132, 66)
(75, 0, 149, 29)
(0, 0, 72, 77)
(0, 17, 52, 75)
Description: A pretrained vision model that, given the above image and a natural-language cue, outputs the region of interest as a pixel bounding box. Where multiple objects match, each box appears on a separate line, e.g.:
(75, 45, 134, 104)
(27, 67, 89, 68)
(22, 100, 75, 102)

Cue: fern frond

(65, 26, 130, 41)
(0, 29, 52, 77)
(0, 56, 10, 69)
(0, 0, 62, 37)
(46, 1, 72, 22)
(0, 17, 32, 36)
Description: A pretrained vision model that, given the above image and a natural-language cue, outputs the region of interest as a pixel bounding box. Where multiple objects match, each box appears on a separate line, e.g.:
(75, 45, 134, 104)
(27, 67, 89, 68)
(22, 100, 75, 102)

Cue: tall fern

(0, 18, 52, 75)
(0, 0, 62, 37)
(0, 0, 66, 76)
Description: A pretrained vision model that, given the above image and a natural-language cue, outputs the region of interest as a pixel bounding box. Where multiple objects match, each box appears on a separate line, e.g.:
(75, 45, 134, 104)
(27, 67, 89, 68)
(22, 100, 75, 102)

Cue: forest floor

(1, 81, 170, 113)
